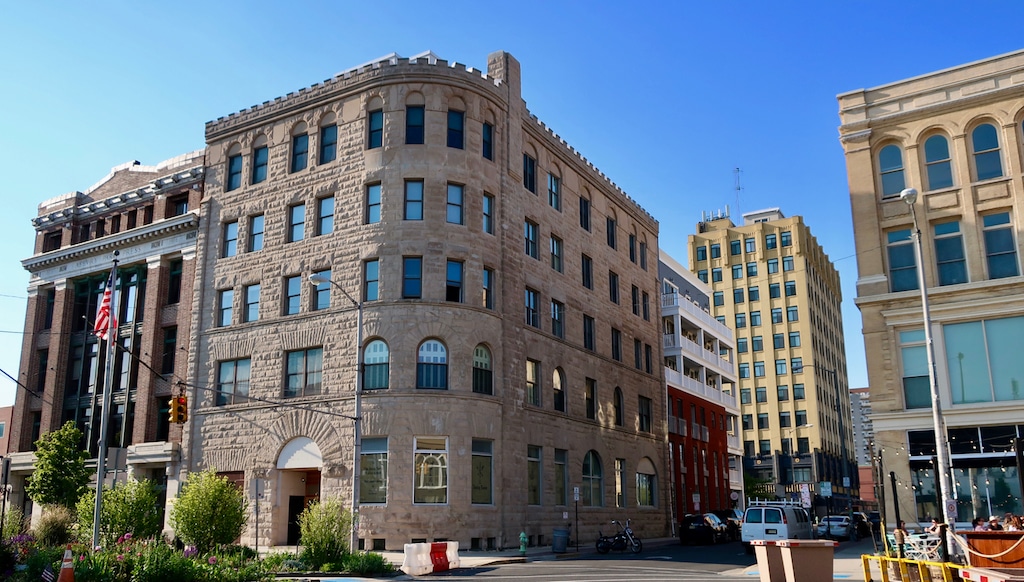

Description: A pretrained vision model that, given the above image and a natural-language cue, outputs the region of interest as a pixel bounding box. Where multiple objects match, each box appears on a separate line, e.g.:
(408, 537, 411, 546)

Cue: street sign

(820, 481, 833, 498)
(842, 476, 850, 488)
(945, 498, 957, 520)
(573, 486, 580, 502)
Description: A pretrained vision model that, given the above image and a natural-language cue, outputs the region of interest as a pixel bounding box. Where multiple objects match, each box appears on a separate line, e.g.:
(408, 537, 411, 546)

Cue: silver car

(816, 516, 851, 539)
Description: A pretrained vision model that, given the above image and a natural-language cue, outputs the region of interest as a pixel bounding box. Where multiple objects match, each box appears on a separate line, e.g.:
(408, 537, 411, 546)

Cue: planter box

(958, 531, 1024, 569)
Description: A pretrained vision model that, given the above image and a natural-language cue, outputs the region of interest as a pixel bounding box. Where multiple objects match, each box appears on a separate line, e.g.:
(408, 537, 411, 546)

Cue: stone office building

(7, 152, 205, 524)
(188, 51, 667, 550)
(839, 49, 1024, 523)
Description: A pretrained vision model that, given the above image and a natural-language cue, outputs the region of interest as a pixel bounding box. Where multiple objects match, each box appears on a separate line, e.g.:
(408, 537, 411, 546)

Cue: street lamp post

(900, 187, 956, 558)
(308, 273, 363, 553)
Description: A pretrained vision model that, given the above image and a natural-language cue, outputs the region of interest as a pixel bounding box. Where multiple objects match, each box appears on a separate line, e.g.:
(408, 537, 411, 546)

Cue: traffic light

(169, 395, 188, 424)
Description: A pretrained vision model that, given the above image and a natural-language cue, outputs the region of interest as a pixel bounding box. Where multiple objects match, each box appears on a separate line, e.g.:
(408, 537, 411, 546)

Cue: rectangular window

(757, 413, 769, 429)
(734, 288, 744, 303)
(742, 414, 753, 430)
(288, 204, 305, 243)
(550, 235, 563, 272)
(710, 243, 721, 258)
(735, 313, 746, 328)
(216, 358, 250, 406)
(745, 237, 756, 253)
(471, 439, 492, 504)
(249, 214, 264, 252)
(528, 445, 542, 505)
(740, 388, 751, 403)
(482, 194, 494, 234)
(227, 154, 242, 191)
(223, 221, 238, 258)
(611, 327, 622, 361)
(291, 133, 309, 172)
(697, 270, 708, 283)
(944, 317, 1024, 404)
(934, 220, 967, 285)
(769, 283, 780, 298)
(747, 262, 758, 276)
(696, 246, 707, 261)
(781, 231, 792, 246)
(403, 257, 422, 299)
(244, 284, 260, 322)
(788, 331, 800, 347)
(405, 180, 424, 220)
(713, 291, 724, 306)
(771, 307, 783, 323)
(525, 220, 539, 259)
(525, 288, 540, 328)
(252, 146, 268, 184)
(732, 264, 744, 280)
(548, 173, 561, 210)
(608, 271, 619, 304)
(791, 357, 803, 373)
(526, 360, 541, 406)
(361, 437, 388, 504)
(737, 338, 748, 353)
(482, 267, 494, 309)
(551, 300, 565, 338)
(629, 234, 637, 263)
(285, 275, 302, 315)
(642, 292, 650, 321)
(983, 212, 1019, 279)
(285, 347, 323, 398)
(606, 217, 617, 249)
(218, 289, 233, 327)
(768, 258, 779, 274)
(446, 183, 464, 224)
(583, 315, 596, 351)
(731, 240, 742, 255)
(582, 254, 593, 289)
(754, 361, 765, 377)
(639, 396, 652, 432)
(750, 311, 762, 326)
(748, 286, 760, 301)
(523, 154, 536, 193)
(795, 410, 808, 426)
(579, 196, 591, 230)
(319, 124, 338, 164)
(779, 411, 791, 428)
(760, 440, 772, 455)
(585, 377, 596, 419)
(777, 385, 789, 401)
(615, 458, 626, 508)
(634, 338, 642, 369)
(776, 359, 787, 374)
(317, 195, 335, 236)
(640, 241, 648, 270)
(406, 106, 424, 144)
(413, 436, 448, 504)
(161, 328, 176, 375)
(554, 449, 568, 505)
(752, 335, 764, 351)
(787, 306, 799, 322)
(773, 333, 785, 349)
(368, 109, 383, 149)
(168, 259, 183, 304)
(366, 184, 381, 224)
(712, 268, 723, 282)
(783, 256, 795, 272)
(766, 233, 777, 249)
(482, 122, 493, 160)
(364, 259, 379, 302)
(785, 281, 797, 296)
(632, 285, 640, 315)
(446, 260, 463, 303)
(447, 110, 464, 149)
(794, 383, 805, 399)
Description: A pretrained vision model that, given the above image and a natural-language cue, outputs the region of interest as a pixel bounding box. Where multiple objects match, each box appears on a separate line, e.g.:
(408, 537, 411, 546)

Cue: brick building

(187, 51, 667, 550)
(7, 152, 205, 525)
(838, 49, 1024, 523)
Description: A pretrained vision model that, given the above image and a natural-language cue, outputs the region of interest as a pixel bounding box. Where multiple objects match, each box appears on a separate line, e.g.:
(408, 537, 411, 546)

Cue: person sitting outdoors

(893, 521, 908, 558)
(925, 517, 942, 535)
(989, 516, 1004, 531)
(1006, 515, 1023, 532)
(972, 517, 987, 531)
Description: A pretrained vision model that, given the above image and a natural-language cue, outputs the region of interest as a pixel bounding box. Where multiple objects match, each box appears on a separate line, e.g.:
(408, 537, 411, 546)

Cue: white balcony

(662, 292, 732, 341)
(665, 367, 740, 415)
(727, 434, 742, 455)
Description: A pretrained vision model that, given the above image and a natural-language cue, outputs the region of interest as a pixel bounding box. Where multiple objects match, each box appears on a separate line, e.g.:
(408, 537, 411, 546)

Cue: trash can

(776, 539, 837, 582)
(751, 540, 786, 582)
(552, 528, 570, 553)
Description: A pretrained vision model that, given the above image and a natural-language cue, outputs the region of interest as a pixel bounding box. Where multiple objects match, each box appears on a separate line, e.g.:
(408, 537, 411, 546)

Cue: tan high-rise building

(688, 208, 857, 512)
(189, 51, 667, 550)
(838, 50, 1024, 524)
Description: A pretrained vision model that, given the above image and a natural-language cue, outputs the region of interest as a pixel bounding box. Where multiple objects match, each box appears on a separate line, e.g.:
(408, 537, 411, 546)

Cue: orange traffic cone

(56, 544, 75, 582)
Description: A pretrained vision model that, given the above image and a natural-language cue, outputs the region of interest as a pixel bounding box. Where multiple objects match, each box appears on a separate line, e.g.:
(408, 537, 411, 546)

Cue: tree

(77, 478, 163, 547)
(169, 469, 246, 553)
(25, 421, 91, 511)
(298, 497, 352, 568)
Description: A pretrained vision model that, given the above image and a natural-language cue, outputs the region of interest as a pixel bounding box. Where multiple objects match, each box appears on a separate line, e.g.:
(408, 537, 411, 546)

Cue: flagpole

(92, 251, 119, 548)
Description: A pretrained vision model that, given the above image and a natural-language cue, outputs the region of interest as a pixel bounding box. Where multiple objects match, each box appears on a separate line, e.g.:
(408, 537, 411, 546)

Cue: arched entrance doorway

(277, 437, 323, 545)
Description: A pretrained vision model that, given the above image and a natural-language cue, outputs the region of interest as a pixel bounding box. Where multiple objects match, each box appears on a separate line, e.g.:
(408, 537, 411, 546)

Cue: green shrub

(1, 504, 27, 541)
(76, 478, 163, 548)
(169, 469, 246, 554)
(297, 497, 350, 569)
(343, 551, 396, 576)
(258, 550, 300, 572)
(32, 505, 74, 547)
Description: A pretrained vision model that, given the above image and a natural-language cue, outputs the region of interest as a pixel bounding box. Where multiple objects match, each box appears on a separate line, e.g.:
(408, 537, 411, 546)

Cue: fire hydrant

(519, 531, 528, 556)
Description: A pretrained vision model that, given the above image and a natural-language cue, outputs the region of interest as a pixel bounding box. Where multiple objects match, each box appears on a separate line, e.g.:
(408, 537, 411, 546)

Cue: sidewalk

(723, 536, 880, 580)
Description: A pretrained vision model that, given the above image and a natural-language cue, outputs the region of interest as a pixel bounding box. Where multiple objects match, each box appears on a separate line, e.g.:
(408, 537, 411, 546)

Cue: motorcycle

(595, 519, 642, 554)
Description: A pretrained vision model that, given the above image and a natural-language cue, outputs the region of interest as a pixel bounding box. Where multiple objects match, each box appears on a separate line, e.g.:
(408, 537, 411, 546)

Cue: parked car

(851, 512, 871, 538)
(867, 511, 882, 533)
(816, 516, 852, 539)
(680, 513, 730, 545)
(741, 501, 813, 553)
(712, 509, 743, 541)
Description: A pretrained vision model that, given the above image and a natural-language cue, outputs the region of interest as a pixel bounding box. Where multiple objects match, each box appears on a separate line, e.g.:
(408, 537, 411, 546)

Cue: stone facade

(838, 49, 1024, 524)
(190, 51, 667, 550)
(687, 209, 858, 511)
(9, 152, 204, 526)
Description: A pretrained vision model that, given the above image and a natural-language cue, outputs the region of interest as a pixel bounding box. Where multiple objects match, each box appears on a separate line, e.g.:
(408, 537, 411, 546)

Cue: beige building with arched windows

(188, 51, 668, 550)
(838, 49, 1024, 525)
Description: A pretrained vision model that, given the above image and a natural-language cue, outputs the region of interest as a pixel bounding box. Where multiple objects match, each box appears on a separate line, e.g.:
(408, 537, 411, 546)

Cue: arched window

(226, 143, 243, 192)
(251, 134, 269, 185)
(636, 457, 657, 507)
(613, 387, 624, 426)
(972, 123, 1003, 181)
(363, 340, 389, 390)
(878, 144, 905, 197)
(319, 112, 338, 165)
(417, 339, 447, 389)
(923, 135, 953, 190)
(291, 122, 309, 173)
(582, 450, 604, 507)
(553, 368, 566, 412)
(472, 345, 492, 394)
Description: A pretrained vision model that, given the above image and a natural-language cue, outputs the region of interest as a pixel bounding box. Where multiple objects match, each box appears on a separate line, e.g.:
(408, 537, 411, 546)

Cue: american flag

(41, 563, 56, 582)
(93, 268, 117, 341)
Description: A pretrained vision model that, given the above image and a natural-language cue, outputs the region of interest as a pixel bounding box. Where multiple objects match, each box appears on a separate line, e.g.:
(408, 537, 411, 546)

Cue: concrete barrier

(401, 541, 461, 575)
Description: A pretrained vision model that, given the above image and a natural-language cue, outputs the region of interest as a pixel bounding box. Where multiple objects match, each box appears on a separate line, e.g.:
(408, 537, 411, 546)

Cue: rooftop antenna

(734, 167, 743, 218)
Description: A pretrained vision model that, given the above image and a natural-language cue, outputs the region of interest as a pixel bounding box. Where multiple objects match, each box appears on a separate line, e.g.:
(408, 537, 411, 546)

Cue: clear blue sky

(1, 1, 1022, 407)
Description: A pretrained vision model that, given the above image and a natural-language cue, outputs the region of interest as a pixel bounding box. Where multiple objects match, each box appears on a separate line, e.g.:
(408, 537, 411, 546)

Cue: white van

(741, 500, 813, 552)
